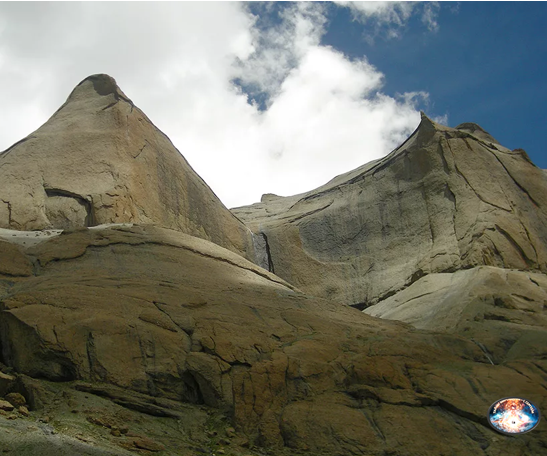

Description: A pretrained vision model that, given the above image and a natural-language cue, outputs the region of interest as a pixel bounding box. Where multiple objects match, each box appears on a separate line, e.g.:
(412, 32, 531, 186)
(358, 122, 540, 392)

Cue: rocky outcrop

(0, 74, 254, 261)
(233, 113, 547, 309)
(1, 76, 546, 455)
(233, 116, 547, 418)
(0, 225, 546, 455)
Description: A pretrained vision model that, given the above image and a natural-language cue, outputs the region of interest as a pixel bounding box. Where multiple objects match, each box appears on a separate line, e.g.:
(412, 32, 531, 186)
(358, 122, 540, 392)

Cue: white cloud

(253, 46, 421, 196)
(335, 1, 440, 40)
(232, 2, 328, 101)
(336, 1, 415, 25)
(0, 2, 436, 209)
(422, 2, 441, 32)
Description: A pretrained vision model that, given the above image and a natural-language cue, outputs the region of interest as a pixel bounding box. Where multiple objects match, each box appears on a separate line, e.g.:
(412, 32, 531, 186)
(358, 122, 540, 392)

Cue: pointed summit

(0, 75, 254, 261)
(71, 74, 124, 99)
(414, 110, 440, 144)
(46, 74, 134, 122)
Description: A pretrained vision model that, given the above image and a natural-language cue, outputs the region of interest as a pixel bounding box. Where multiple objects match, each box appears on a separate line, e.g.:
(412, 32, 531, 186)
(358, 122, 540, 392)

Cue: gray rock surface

(365, 266, 547, 364)
(0, 74, 255, 261)
(233, 113, 547, 309)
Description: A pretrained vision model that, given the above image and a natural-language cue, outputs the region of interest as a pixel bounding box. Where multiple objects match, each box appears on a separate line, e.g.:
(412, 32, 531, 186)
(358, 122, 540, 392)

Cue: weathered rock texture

(233, 114, 547, 308)
(233, 117, 547, 450)
(0, 76, 546, 455)
(357, 122, 547, 365)
(0, 225, 546, 455)
(0, 74, 254, 261)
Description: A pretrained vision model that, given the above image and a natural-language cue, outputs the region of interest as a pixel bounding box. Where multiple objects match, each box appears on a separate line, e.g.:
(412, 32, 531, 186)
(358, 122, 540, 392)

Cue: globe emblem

(488, 397, 541, 435)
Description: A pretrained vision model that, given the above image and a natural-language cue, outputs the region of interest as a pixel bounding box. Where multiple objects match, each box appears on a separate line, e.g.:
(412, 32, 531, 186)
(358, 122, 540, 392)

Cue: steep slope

(233, 114, 547, 388)
(0, 74, 254, 261)
(232, 113, 547, 308)
(365, 266, 547, 364)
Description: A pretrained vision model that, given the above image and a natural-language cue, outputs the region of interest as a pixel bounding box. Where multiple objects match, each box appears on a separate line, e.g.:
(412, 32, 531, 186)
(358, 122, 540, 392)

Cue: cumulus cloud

(232, 2, 328, 101)
(0, 2, 439, 208)
(254, 45, 422, 195)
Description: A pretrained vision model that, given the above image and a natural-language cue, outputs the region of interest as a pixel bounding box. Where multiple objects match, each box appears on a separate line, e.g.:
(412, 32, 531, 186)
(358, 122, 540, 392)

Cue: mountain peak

(0, 74, 255, 262)
(61, 74, 134, 109)
(413, 111, 444, 145)
(78, 74, 119, 96)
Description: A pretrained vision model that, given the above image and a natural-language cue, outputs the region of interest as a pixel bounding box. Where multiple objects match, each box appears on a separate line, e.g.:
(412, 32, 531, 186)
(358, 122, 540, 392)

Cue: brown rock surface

(5, 392, 26, 407)
(0, 225, 545, 455)
(0, 399, 14, 412)
(0, 74, 254, 261)
(0, 239, 34, 277)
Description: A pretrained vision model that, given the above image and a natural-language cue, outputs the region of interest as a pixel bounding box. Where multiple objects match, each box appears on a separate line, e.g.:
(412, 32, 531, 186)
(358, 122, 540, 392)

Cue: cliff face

(0, 76, 546, 456)
(233, 113, 547, 308)
(2, 225, 546, 455)
(0, 74, 255, 261)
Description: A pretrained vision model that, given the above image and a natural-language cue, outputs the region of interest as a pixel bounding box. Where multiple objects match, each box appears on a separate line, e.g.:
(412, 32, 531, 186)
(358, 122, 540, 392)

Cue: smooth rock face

(233, 114, 547, 308)
(365, 266, 547, 363)
(233, 115, 547, 405)
(0, 225, 545, 455)
(0, 74, 254, 261)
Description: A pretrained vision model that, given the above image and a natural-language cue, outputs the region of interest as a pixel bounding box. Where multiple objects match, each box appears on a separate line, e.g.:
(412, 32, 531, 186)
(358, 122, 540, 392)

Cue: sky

(0, 2, 545, 209)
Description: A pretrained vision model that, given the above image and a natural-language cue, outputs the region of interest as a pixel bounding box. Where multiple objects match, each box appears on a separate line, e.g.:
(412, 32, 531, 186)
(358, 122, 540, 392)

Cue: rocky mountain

(0, 74, 255, 262)
(0, 75, 545, 456)
(233, 112, 547, 384)
(233, 113, 547, 308)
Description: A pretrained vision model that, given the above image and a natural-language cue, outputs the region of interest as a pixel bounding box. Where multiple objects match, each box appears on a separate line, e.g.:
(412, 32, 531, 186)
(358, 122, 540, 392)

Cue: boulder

(0, 400, 14, 411)
(5, 392, 26, 407)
